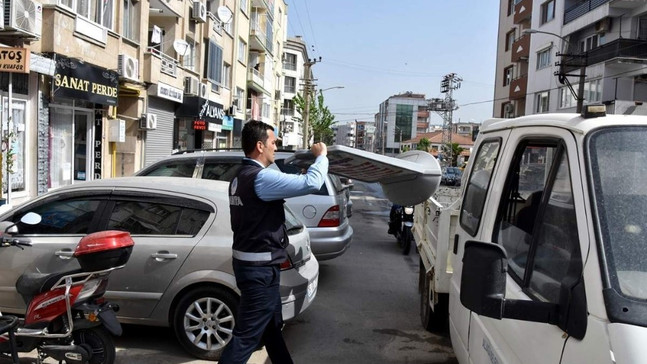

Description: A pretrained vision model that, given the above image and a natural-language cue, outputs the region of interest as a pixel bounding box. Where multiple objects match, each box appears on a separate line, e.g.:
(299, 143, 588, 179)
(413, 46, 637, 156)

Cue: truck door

(460, 127, 590, 364)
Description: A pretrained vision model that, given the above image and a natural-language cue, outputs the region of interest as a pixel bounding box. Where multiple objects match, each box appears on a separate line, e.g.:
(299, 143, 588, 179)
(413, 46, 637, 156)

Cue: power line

(302, 0, 319, 55)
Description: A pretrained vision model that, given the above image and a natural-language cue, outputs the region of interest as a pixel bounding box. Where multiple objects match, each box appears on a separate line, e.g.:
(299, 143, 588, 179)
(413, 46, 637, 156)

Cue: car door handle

(55, 250, 75, 259)
(152, 252, 178, 261)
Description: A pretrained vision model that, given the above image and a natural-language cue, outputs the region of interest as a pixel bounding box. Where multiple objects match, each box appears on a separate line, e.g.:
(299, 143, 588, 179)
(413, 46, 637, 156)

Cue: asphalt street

(1, 182, 457, 364)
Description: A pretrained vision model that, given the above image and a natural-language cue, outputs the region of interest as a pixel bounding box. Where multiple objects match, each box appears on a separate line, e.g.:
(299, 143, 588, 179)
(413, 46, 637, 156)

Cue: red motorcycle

(0, 212, 134, 364)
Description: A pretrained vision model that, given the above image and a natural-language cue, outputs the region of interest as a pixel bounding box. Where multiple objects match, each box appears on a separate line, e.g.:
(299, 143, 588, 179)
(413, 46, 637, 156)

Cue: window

(584, 79, 602, 102)
(2, 98, 26, 193)
(224, 8, 233, 35)
(122, 0, 138, 40)
(503, 66, 514, 86)
(205, 40, 223, 85)
(537, 48, 551, 69)
(235, 87, 245, 108)
(283, 53, 297, 71)
(238, 39, 247, 64)
(284, 76, 296, 93)
(72, 0, 114, 28)
(494, 140, 581, 304)
(560, 87, 577, 109)
(580, 34, 600, 52)
(506, 30, 516, 52)
(183, 37, 197, 71)
(140, 160, 196, 177)
(16, 199, 102, 234)
(107, 201, 208, 236)
(460, 140, 501, 236)
(223, 63, 232, 89)
(541, 0, 555, 24)
(536, 91, 549, 113)
(507, 0, 514, 16)
(240, 0, 247, 14)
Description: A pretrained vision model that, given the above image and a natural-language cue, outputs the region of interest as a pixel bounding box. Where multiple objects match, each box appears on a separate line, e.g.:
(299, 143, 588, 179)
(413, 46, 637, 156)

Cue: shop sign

(208, 123, 222, 133)
(177, 96, 230, 130)
(151, 82, 183, 103)
(53, 54, 119, 106)
(94, 111, 103, 179)
(0, 47, 29, 74)
(222, 115, 233, 131)
(193, 120, 207, 130)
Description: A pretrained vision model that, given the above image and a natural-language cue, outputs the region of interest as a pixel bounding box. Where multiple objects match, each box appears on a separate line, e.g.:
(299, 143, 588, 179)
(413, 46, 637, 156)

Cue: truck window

(494, 140, 582, 304)
(460, 140, 501, 236)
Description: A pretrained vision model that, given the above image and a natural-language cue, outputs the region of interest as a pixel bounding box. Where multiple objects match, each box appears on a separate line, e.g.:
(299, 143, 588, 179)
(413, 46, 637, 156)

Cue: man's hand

(311, 142, 327, 157)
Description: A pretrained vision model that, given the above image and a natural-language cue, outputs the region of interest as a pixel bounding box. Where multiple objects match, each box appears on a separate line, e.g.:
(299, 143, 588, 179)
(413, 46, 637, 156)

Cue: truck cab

(448, 109, 647, 364)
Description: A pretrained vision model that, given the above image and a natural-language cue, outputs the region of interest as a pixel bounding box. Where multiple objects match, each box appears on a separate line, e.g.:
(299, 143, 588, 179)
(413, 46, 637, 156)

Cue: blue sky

(283, 0, 500, 125)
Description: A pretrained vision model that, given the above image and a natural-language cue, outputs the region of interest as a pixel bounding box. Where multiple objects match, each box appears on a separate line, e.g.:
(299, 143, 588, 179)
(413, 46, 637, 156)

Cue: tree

(293, 91, 336, 146)
(442, 142, 465, 166)
(417, 137, 431, 152)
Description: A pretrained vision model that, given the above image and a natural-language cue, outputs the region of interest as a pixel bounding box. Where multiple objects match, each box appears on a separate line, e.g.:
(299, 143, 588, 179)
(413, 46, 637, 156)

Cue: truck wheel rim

(182, 297, 235, 351)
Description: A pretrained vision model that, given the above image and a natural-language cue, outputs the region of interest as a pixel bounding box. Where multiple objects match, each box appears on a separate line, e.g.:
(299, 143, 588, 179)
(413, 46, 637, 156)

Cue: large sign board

(53, 54, 119, 106)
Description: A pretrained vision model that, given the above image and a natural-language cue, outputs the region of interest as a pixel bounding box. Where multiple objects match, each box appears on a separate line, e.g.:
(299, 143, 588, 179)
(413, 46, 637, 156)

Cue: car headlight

(404, 207, 414, 215)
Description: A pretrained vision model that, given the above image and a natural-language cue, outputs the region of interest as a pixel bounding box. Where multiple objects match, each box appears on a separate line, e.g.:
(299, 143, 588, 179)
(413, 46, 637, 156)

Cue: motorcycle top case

(74, 230, 134, 271)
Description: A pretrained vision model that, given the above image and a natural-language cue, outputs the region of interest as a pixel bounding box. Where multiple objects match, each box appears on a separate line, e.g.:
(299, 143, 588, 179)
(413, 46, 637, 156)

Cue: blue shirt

(244, 156, 329, 201)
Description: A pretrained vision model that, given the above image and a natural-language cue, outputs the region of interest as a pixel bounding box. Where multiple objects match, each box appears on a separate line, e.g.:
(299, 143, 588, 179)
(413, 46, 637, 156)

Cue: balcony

(511, 34, 530, 62)
(509, 74, 528, 100)
(561, 38, 647, 73)
(609, 0, 647, 9)
(514, 0, 532, 24)
(247, 68, 268, 94)
(564, 0, 610, 24)
(143, 48, 180, 86)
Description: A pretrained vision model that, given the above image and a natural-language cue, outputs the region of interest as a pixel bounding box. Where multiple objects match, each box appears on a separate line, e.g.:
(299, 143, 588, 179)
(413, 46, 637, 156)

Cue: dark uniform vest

(229, 159, 288, 266)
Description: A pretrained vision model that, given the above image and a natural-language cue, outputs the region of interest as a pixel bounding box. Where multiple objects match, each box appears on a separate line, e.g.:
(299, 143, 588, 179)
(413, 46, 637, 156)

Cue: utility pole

(302, 57, 321, 148)
(428, 73, 461, 166)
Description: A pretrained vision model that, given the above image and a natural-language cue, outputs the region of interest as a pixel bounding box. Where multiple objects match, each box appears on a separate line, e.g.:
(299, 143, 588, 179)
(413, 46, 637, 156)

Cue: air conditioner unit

(199, 81, 209, 98)
(3, 0, 42, 38)
(184, 76, 199, 95)
(192, 1, 207, 23)
(140, 113, 158, 130)
(118, 54, 139, 82)
(595, 17, 611, 34)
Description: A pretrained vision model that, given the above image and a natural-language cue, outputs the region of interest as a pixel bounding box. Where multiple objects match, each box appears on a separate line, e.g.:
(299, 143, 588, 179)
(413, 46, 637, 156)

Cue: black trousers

(219, 262, 293, 364)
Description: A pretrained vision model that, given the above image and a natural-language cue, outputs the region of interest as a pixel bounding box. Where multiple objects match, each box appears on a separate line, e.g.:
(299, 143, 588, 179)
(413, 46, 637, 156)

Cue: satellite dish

(173, 39, 190, 56)
(216, 6, 233, 24)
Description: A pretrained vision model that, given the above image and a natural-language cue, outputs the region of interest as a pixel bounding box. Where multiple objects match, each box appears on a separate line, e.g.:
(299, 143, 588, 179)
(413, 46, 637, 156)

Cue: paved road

(2, 182, 457, 364)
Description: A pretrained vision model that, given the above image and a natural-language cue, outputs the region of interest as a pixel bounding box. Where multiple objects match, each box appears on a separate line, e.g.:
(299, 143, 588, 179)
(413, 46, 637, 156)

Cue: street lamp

(319, 86, 345, 95)
(522, 29, 585, 113)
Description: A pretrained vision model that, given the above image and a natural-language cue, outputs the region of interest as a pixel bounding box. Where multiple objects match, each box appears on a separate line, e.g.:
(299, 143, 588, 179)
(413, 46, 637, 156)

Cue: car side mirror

(460, 241, 507, 318)
(460, 240, 560, 325)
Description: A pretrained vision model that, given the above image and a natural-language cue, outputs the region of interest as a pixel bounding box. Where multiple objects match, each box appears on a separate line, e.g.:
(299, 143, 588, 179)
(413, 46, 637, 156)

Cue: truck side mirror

(460, 241, 507, 319)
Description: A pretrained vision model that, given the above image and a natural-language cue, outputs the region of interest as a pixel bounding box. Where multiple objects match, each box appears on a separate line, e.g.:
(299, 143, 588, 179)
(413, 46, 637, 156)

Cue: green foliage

(293, 91, 336, 146)
(441, 142, 465, 166)
(417, 137, 431, 151)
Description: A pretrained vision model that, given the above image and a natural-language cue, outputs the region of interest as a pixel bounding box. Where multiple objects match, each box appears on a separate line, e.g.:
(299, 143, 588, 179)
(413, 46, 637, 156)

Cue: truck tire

(402, 227, 412, 255)
(419, 258, 449, 333)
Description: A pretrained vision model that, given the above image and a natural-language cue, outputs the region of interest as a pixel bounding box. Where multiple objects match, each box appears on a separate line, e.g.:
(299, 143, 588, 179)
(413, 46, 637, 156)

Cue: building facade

(280, 36, 307, 149)
(375, 92, 430, 155)
(494, 0, 647, 118)
(0, 0, 292, 206)
(331, 121, 355, 147)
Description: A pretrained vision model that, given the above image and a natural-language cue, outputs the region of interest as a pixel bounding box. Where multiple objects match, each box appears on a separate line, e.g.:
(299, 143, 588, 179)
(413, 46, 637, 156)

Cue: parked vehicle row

(0, 177, 318, 361)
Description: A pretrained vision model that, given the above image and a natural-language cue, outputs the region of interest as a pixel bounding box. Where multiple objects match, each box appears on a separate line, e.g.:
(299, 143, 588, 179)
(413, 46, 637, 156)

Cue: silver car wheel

(182, 296, 235, 351)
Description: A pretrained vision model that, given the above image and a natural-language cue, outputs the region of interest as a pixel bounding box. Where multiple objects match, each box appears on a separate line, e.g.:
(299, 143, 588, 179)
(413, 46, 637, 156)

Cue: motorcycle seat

(16, 269, 84, 302)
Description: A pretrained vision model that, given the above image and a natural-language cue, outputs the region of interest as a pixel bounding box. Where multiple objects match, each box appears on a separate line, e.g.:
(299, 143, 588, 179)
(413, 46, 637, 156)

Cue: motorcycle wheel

(173, 286, 238, 361)
(401, 228, 412, 255)
(72, 326, 116, 364)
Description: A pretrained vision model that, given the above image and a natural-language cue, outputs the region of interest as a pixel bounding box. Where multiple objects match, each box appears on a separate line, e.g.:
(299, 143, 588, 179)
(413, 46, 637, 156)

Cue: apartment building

(0, 0, 289, 206)
(280, 36, 308, 149)
(375, 92, 430, 155)
(332, 121, 356, 147)
(494, 0, 647, 118)
(354, 120, 374, 151)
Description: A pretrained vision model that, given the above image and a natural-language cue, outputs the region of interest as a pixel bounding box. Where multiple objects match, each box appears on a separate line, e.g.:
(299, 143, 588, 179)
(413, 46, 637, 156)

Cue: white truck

(414, 107, 647, 364)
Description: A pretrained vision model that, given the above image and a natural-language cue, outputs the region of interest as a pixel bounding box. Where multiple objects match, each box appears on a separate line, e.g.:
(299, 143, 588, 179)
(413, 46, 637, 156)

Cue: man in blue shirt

(221, 120, 328, 364)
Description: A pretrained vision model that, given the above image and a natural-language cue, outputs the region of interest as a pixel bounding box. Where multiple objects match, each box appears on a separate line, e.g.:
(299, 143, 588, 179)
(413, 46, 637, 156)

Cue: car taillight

(280, 257, 293, 271)
(318, 205, 341, 227)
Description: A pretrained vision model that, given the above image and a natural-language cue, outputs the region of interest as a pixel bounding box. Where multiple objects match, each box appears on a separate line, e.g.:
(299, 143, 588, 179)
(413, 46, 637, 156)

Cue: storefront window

(2, 98, 26, 193)
(49, 106, 93, 189)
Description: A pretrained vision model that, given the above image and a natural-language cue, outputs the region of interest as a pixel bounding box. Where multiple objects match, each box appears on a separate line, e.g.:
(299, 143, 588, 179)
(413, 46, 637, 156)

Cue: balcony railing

(511, 34, 530, 62)
(147, 47, 178, 77)
(564, 0, 610, 24)
(561, 38, 647, 73)
(513, 0, 532, 24)
(509, 74, 528, 100)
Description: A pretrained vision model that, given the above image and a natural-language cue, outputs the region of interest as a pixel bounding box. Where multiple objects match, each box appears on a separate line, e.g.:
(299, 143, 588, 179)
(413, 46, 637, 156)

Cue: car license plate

(307, 278, 317, 300)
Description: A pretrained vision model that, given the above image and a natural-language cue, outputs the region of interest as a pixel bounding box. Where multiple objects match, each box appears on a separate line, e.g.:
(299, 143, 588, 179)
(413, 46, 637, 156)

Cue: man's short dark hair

(242, 120, 274, 156)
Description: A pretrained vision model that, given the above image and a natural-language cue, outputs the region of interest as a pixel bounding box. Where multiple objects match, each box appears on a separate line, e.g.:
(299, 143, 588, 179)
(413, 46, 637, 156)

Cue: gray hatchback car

(0, 177, 318, 360)
(137, 150, 354, 260)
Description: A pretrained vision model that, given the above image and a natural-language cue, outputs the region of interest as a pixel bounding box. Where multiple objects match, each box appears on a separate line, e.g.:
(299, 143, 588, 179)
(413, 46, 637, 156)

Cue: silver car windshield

(588, 127, 647, 303)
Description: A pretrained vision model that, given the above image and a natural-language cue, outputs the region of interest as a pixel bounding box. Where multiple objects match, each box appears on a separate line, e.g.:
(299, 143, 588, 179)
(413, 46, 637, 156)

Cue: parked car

(136, 149, 354, 260)
(441, 166, 462, 186)
(0, 177, 319, 361)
